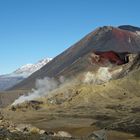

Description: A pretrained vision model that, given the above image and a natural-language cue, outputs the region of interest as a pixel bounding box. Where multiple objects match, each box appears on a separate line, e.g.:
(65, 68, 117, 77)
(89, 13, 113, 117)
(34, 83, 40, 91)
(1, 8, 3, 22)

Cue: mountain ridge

(0, 58, 52, 91)
(11, 25, 140, 90)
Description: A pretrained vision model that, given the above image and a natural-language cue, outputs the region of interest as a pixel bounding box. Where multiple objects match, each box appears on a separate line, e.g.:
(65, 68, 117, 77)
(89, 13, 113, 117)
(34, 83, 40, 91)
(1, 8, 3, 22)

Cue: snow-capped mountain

(11, 58, 52, 78)
(0, 58, 52, 91)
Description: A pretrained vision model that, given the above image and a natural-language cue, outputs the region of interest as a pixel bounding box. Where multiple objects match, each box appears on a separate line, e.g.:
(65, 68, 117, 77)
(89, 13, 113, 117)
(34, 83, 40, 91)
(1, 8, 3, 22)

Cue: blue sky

(0, 0, 140, 74)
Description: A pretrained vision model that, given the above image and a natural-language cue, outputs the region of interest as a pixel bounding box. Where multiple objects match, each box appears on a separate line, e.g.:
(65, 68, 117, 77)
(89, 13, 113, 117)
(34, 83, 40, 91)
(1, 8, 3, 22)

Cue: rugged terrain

(0, 25, 140, 139)
(2, 68, 140, 139)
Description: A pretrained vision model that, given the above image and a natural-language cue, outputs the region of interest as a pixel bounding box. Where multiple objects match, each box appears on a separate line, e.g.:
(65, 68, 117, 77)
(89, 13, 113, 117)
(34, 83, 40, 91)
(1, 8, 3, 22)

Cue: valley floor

(2, 107, 140, 140)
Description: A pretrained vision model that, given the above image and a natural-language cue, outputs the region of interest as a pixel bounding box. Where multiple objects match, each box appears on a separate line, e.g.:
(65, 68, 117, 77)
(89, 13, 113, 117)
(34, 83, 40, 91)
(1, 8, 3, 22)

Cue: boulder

(56, 131, 72, 138)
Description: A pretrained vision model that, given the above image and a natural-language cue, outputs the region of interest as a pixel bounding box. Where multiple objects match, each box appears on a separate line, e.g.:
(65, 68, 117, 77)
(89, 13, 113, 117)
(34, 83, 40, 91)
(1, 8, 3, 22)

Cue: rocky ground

(0, 112, 79, 140)
(1, 69, 140, 140)
(1, 56, 140, 140)
(1, 109, 140, 140)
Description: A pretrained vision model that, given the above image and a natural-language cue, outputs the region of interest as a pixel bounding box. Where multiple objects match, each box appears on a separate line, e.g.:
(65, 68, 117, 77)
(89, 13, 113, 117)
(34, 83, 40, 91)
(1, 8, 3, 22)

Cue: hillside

(11, 25, 140, 90)
(2, 69, 140, 139)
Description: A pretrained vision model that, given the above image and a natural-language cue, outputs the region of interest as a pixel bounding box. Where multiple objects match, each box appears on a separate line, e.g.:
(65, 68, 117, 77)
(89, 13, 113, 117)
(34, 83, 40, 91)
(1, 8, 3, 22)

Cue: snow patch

(128, 37, 131, 43)
(10, 58, 52, 78)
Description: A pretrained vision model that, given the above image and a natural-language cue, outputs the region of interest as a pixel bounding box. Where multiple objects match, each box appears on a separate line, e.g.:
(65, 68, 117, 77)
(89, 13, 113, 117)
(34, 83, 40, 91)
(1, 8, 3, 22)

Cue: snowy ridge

(11, 58, 52, 78)
(0, 58, 52, 91)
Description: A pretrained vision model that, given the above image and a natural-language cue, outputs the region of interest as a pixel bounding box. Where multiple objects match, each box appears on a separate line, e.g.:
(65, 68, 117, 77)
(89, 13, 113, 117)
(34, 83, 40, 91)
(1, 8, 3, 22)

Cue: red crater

(90, 51, 127, 65)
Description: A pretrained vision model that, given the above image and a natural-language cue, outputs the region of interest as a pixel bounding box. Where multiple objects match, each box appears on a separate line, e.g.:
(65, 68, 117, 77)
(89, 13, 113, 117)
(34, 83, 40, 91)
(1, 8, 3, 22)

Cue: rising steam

(12, 77, 61, 106)
(12, 66, 122, 106)
(84, 66, 122, 84)
(84, 67, 112, 84)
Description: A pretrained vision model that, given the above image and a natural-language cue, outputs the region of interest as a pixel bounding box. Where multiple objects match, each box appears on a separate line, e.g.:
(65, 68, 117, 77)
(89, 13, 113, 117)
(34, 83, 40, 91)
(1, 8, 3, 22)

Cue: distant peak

(11, 57, 52, 78)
